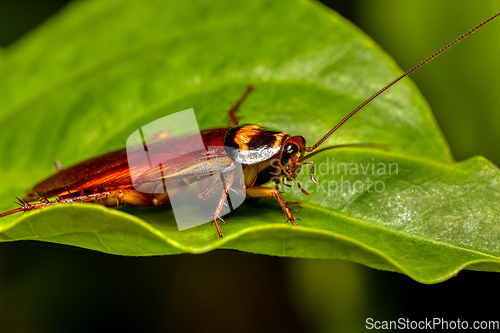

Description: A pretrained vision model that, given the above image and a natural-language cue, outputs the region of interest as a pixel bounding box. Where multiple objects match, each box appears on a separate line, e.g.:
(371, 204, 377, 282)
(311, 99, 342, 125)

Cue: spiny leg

(0, 189, 154, 218)
(0, 198, 33, 217)
(228, 85, 255, 126)
(0, 193, 111, 218)
(271, 179, 303, 209)
(245, 186, 300, 226)
(211, 171, 236, 238)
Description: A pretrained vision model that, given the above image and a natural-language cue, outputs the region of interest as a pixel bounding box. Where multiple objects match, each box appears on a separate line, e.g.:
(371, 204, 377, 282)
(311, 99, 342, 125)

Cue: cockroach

(1, 12, 499, 238)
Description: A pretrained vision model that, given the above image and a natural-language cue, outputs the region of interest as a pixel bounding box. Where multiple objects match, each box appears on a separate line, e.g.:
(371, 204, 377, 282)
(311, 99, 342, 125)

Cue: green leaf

(0, 0, 498, 283)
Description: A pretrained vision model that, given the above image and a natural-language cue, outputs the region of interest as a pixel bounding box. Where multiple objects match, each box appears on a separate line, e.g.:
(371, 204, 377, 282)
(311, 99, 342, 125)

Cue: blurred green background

(0, 1, 498, 332)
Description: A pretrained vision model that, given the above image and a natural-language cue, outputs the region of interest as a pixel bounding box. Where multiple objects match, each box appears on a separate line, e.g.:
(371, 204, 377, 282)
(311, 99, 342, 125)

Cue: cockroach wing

(25, 127, 235, 201)
(126, 128, 246, 230)
(127, 128, 239, 193)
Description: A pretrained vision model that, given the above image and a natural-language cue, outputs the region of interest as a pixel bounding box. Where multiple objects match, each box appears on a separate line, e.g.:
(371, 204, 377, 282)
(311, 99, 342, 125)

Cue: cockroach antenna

(306, 12, 500, 153)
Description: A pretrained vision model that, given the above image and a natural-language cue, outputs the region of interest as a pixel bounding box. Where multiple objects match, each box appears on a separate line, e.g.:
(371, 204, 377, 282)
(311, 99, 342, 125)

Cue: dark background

(0, 1, 498, 332)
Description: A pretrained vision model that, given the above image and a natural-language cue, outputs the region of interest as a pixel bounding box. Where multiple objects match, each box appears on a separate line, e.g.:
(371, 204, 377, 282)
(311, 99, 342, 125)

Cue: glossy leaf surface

(0, 0, 498, 283)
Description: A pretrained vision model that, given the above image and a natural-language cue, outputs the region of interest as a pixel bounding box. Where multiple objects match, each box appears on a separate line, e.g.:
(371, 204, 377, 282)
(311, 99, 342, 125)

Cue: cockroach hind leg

(15, 197, 33, 211)
(1, 190, 131, 219)
(208, 172, 236, 238)
(14, 197, 25, 206)
(0, 197, 36, 218)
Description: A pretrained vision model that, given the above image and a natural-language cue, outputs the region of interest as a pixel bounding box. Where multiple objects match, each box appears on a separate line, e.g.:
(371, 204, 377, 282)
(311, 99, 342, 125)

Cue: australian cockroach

(1, 12, 499, 238)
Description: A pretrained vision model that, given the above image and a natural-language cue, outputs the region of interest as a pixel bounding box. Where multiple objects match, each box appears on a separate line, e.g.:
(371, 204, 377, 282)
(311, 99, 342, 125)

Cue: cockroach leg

(210, 171, 236, 238)
(285, 201, 303, 208)
(246, 186, 299, 226)
(228, 85, 255, 126)
(303, 161, 318, 185)
(273, 177, 281, 190)
(0, 194, 101, 218)
(0, 190, 156, 218)
(212, 215, 224, 239)
(0, 199, 31, 218)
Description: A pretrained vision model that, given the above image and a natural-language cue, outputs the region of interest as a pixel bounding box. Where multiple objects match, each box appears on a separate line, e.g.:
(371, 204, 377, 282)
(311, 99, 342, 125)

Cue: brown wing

(26, 127, 234, 201)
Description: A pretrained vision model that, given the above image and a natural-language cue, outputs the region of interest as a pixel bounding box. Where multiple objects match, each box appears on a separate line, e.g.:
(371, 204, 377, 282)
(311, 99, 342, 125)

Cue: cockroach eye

(281, 143, 299, 165)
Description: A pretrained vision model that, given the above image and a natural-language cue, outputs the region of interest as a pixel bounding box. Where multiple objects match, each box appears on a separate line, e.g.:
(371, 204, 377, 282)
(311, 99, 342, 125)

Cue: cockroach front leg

(245, 186, 300, 226)
(273, 178, 303, 209)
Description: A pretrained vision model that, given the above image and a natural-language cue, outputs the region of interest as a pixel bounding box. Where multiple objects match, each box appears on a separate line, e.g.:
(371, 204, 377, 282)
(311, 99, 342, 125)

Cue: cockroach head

(279, 135, 306, 178)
